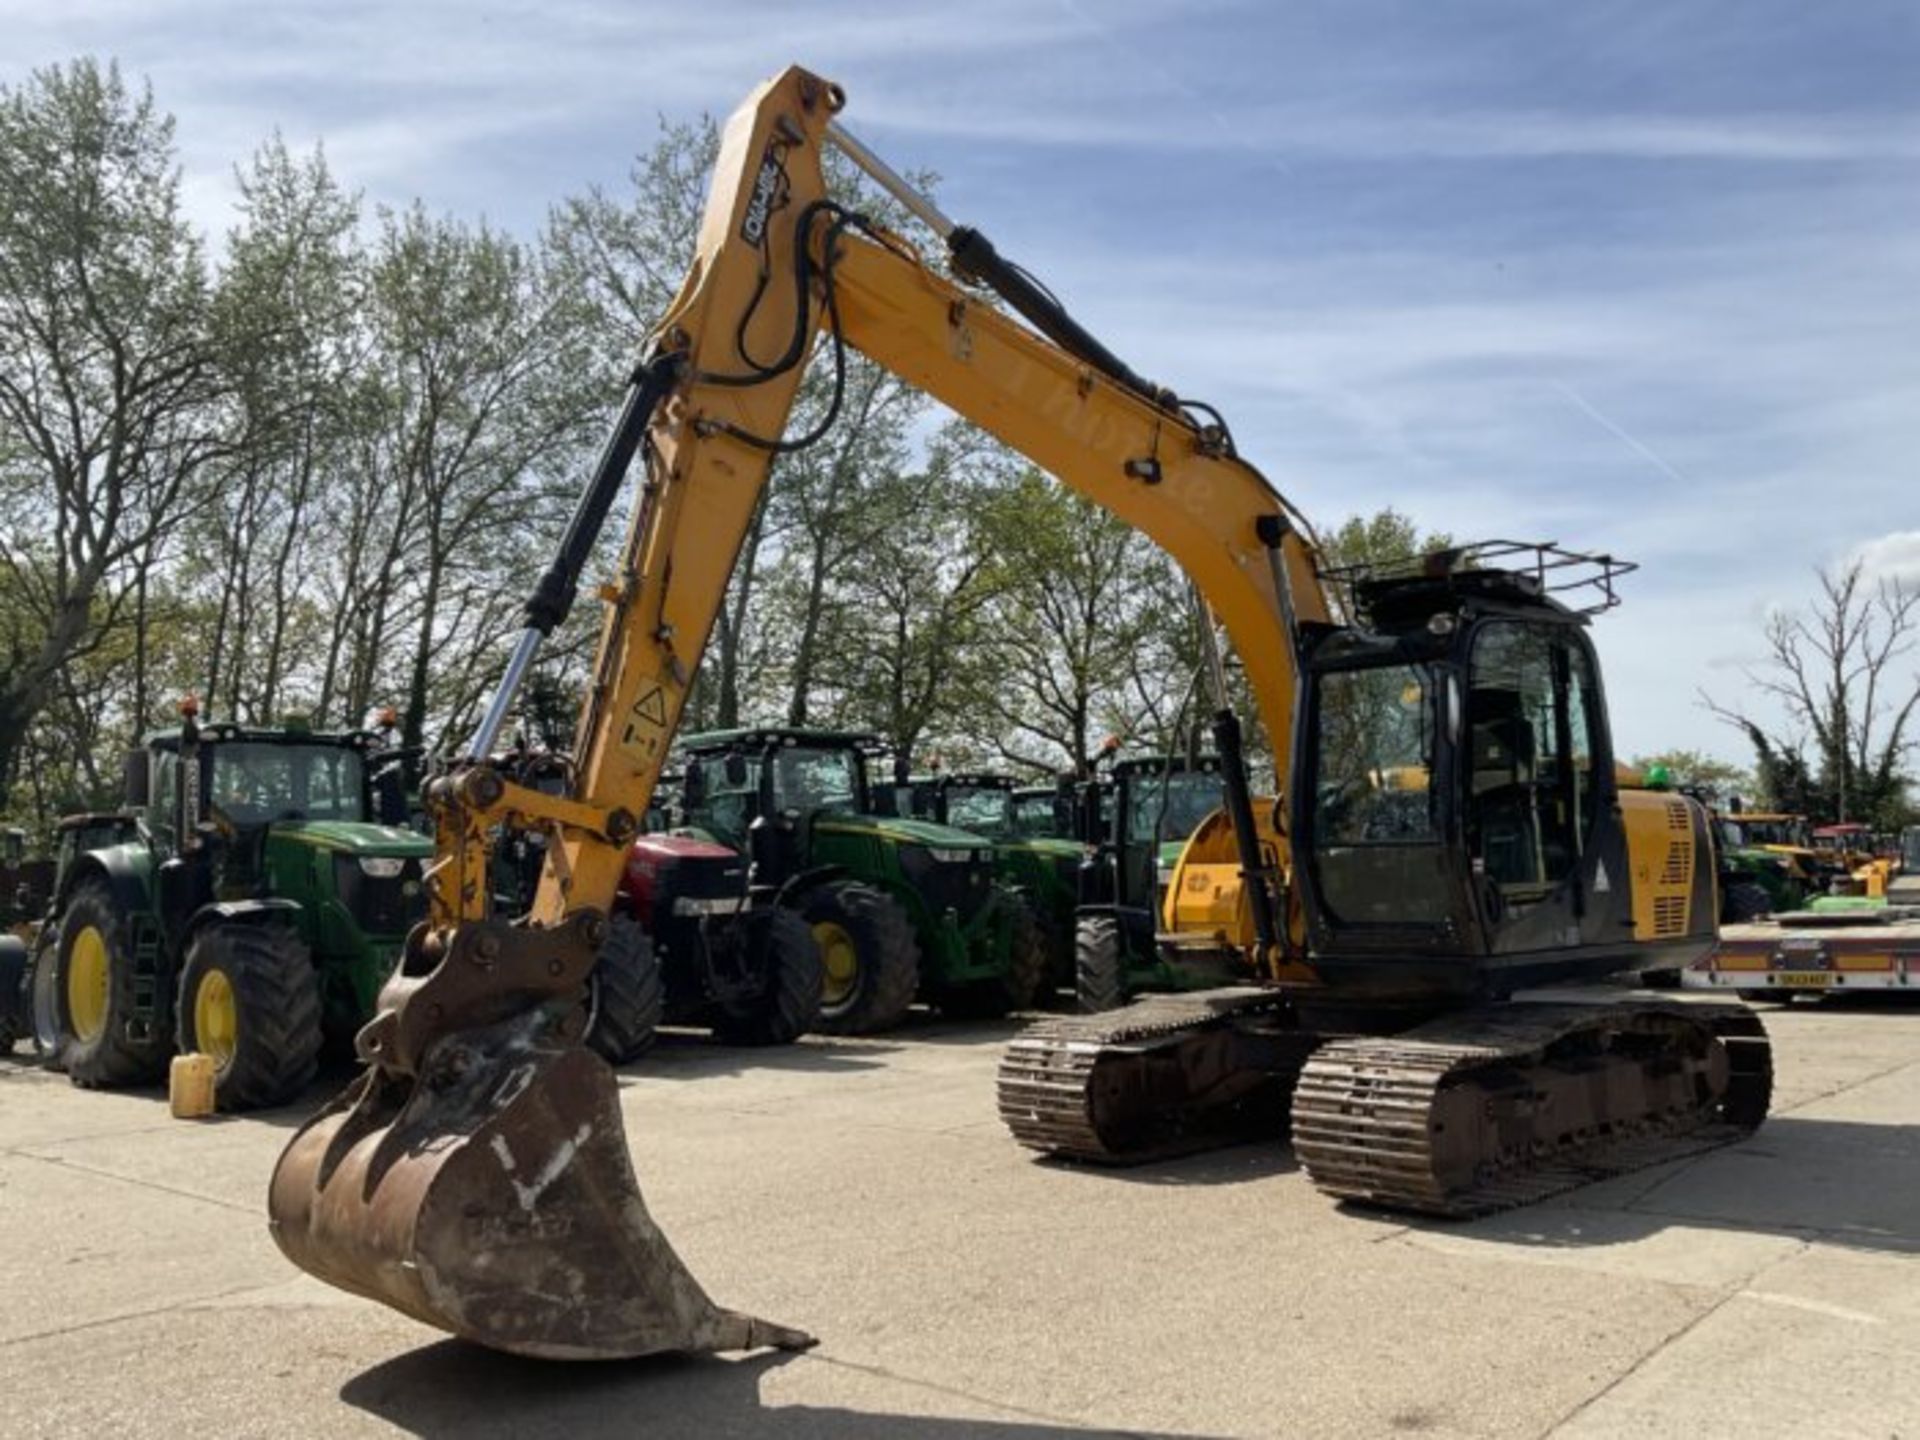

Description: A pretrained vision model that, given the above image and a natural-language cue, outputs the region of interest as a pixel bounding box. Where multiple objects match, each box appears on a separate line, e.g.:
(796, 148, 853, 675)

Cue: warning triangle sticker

(1594, 859, 1611, 894)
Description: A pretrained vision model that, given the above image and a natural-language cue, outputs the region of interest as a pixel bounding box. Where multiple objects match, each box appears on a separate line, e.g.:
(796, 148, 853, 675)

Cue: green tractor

(898, 772, 1084, 998)
(675, 728, 1045, 1034)
(43, 709, 430, 1109)
(1708, 812, 1806, 920)
(1074, 754, 1230, 1011)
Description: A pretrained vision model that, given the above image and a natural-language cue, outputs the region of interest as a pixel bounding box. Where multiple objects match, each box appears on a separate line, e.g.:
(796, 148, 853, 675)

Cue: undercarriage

(997, 989, 1773, 1215)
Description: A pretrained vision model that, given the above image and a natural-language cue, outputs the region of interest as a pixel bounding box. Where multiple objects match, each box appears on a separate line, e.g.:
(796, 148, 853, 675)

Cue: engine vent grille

(1661, 842, 1691, 887)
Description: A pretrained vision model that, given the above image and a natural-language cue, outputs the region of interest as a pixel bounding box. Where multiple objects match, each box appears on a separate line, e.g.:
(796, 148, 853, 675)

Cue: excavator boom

(268, 63, 1325, 1360)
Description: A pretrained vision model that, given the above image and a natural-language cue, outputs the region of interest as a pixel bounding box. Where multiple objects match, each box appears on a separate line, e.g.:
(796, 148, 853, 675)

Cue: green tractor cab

(43, 711, 429, 1109)
(677, 728, 1043, 1034)
(1010, 783, 1083, 842)
(900, 772, 1084, 999)
(1075, 755, 1230, 1011)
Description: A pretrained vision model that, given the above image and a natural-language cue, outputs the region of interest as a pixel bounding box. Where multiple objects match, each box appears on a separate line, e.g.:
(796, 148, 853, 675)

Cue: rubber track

(996, 987, 1287, 1162)
(1291, 1000, 1773, 1218)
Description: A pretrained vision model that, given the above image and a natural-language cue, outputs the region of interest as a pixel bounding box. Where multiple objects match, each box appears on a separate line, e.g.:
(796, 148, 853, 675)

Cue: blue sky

(7, 0, 1919, 764)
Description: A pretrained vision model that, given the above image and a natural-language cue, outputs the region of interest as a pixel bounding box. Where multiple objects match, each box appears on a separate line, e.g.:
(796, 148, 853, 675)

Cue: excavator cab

(1292, 545, 1713, 1001)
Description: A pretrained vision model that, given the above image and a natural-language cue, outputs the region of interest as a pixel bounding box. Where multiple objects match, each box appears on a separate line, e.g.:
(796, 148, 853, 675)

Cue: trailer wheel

(713, 907, 823, 1046)
(803, 882, 918, 1035)
(1075, 914, 1127, 1014)
(585, 915, 663, 1065)
(58, 879, 168, 1089)
(175, 922, 322, 1110)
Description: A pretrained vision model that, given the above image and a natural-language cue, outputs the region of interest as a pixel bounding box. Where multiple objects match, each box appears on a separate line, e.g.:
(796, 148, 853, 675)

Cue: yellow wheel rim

(813, 921, 860, 1008)
(67, 926, 111, 1042)
(194, 969, 239, 1070)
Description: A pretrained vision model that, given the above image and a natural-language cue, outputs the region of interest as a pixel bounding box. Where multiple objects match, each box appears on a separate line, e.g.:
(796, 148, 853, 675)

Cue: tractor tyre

(712, 907, 823, 1047)
(585, 914, 663, 1065)
(0, 931, 26, 1055)
(175, 923, 323, 1111)
(1075, 914, 1127, 1014)
(28, 928, 64, 1070)
(58, 880, 169, 1089)
(1723, 882, 1774, 924)
(803, 883, 918, 1036)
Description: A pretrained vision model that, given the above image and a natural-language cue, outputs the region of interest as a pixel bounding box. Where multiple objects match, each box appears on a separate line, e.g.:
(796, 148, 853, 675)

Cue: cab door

(1462, 620, 1614, 954)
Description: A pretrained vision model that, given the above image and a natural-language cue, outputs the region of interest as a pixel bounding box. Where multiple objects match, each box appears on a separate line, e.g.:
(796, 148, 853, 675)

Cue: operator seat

(1470, 690, 1542, 889)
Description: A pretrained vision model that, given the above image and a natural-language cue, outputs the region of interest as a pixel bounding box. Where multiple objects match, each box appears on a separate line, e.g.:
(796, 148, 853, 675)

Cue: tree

(1705, 560, 1919, 826)
(1316, 507, 1453, 618)
(1734, 724, 1823, 817)
(0, 60, 233, 795)
(198, 136, 363, 725)
(970, 468, 1170, 777)
(359, 206, 601, 754)
(823, 421, 1001, 768)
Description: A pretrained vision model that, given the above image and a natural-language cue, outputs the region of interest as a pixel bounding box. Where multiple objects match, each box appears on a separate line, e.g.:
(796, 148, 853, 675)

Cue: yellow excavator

(268, 66, 1772, 1361)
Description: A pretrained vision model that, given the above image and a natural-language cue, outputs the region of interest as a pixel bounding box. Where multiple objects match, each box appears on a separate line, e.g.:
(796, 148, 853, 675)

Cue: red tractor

(486, 748, 823, 1061)
(599, 830, 822, 1056)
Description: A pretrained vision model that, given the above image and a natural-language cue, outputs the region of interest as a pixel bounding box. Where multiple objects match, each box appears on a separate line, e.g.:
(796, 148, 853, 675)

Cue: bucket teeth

(269, 1008, 812, 1360)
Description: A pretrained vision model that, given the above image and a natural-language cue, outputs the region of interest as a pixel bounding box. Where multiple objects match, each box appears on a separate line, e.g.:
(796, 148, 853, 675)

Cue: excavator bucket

(268, 1005, 812, 1360)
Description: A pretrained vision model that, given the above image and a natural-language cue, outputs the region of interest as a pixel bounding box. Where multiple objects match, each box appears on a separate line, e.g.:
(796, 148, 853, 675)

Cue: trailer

(1685, 904, 1920, 999)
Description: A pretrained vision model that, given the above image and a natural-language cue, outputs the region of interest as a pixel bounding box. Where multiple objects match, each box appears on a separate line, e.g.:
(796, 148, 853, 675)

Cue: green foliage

(964, 467, 1178, 777)
(1316, 508, 1453, 620)
(0, 58, 227, 810)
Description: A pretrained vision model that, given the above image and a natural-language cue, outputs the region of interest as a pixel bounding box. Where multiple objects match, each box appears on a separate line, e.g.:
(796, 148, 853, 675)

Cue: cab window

(150, 750, 180, 850)
(1309, 662, 1451, 925)
(688, 754, 762, 845)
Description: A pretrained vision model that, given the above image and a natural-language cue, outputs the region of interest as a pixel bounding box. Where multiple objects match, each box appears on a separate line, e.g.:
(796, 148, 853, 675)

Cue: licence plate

(1774, 970, 1832, 988)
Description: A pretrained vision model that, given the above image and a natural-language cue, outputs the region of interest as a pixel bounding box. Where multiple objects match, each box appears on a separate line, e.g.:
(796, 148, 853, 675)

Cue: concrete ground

(3, 989, 1917, 1440)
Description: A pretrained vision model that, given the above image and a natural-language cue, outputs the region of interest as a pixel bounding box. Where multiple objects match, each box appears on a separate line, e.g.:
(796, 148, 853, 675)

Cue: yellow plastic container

(169, 1053, 217, 1119)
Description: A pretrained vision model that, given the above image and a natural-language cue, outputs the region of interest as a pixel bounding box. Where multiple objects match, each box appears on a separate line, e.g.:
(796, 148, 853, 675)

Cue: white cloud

(1855, 531, 1920, 587)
